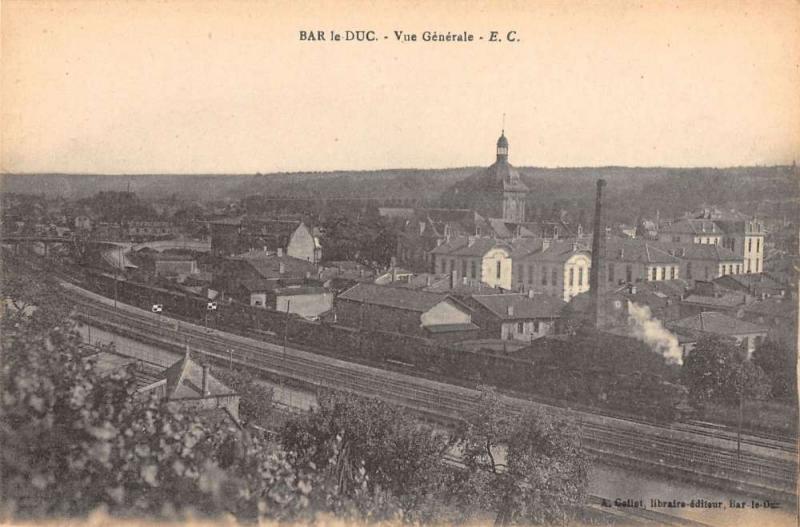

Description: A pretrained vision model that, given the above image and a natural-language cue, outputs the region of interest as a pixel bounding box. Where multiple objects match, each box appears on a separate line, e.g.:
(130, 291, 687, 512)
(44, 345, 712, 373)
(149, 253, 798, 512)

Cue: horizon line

(1, 163, 797, 178)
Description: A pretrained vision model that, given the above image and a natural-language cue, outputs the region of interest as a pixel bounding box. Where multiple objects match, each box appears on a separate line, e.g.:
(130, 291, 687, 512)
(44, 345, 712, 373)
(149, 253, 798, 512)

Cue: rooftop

(668, 311, 768, 336)
(469, 293, 566, 319)
(338, 283, 455, 312)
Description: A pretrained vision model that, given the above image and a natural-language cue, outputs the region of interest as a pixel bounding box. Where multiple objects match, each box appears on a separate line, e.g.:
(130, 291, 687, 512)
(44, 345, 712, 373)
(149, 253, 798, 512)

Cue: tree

(682, 335, 770, 408)
(1, 262, 399, 523)
(452, 387, 589, 525)
(752, 339, 796, 399)
(279, 391, 450, 523)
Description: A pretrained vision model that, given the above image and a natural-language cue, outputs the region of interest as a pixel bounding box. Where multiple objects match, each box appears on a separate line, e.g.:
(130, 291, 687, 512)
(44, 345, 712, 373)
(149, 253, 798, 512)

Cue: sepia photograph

(1, 1, 798, 526)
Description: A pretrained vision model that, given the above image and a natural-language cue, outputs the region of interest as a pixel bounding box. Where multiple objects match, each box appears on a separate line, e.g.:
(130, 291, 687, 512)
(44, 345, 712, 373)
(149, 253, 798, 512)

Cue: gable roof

(669, 311, 767, 336)
(430, 236, 512, 257)
(469, 293, 566, 320)
(654, 242, 741, 262)
(523, 239, 591, 264)
(240, 254, 317, 279)
(338, 283, 457, 312)
(660, 218, 720, 236)
(605, 238, 680, 264)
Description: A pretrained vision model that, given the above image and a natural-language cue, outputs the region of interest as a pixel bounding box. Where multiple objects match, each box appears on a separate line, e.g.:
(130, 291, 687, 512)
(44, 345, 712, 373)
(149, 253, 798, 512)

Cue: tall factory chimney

(589, 179, 607, 329)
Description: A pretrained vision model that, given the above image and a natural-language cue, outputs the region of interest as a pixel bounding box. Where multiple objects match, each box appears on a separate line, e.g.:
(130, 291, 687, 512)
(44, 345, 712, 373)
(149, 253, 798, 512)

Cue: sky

(2, 0, 799, 174)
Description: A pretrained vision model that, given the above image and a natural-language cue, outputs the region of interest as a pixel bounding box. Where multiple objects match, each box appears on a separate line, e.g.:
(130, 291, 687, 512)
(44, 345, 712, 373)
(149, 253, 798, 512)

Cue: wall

(419, 300, 471, 327)
(276, 291, 333, 318)
(154, 260, 197, 276)
(481, 247, 512, 289)
(562, 253, 591, 301)
(287, 223, 318, 263)
(500, 318, 555, 341)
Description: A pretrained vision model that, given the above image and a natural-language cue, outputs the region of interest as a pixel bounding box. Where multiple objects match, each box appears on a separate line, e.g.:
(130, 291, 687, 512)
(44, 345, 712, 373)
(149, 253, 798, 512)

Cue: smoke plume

(627, 302, 683, 365)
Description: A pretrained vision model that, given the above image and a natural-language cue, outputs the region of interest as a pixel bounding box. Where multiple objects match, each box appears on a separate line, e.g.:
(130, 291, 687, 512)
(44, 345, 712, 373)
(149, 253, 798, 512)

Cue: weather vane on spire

(502, 113, 505, 135)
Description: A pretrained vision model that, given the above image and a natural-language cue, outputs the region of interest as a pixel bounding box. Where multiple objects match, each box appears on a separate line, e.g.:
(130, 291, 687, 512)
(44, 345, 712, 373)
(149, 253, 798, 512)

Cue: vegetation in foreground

(0, 260, 589, 525)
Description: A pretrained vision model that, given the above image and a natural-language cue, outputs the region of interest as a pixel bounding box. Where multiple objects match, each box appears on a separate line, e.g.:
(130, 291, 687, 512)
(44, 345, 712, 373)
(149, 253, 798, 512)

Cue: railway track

(69, 288, 796, 500)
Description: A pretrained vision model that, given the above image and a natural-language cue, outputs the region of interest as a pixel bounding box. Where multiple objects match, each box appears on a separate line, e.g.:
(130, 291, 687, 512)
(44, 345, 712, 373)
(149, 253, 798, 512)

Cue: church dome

(497, 133, 509, 149)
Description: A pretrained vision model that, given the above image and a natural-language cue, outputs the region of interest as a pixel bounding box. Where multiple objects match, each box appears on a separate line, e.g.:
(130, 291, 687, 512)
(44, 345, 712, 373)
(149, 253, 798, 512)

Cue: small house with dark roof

(464, 291, 566, 342)
(85, 348, 241, 426)
(667, 311, 768, 358)
(713, 272, 788, 299)
(738, 296, 797, 350)
(334, 283, 478, 341)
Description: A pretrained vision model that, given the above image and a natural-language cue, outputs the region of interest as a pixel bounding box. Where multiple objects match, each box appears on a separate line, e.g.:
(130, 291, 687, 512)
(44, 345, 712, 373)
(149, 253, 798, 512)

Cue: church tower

(495, 132, 528, 222)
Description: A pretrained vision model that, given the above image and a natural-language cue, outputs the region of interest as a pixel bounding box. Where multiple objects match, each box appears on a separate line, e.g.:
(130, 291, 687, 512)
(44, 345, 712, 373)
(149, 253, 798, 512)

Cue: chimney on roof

(528, 289, 535, 299)
(202, 363, 210, 396)
(263, 246, 268, 252)
(360, 269, 365, 278)
(542, 238, 551, 251)
(589, 179, 608, 329)
(468, 235, 476, 247)
(279, 262, 285, 275)
(462, 276, 468, 285)
(277, 247, 284, 257)
(305, 271, 311, 279)
(426, 275, 431, 287)
(392, 267, 397, 282)
(507, 304, 514, 316)
(451, 269, 457, 290)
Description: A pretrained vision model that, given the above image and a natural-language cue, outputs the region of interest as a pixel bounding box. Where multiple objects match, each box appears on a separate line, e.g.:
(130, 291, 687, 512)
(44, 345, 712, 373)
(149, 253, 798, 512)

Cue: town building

(209, 216, 321, 263)
(713, 272, 789, 300)
(464, 291, 565, 341)
(430, 236, 514, 290)
(737, 296, 798, 351)
(604, 238, 681, 285)
(247, 283, 333, 319)
(656, 243, 743, 281)
(667, 311, 768, 359)
(512, 238, 592, 302)
(334, 283, 479, 341)
(213, 251, 319, 300)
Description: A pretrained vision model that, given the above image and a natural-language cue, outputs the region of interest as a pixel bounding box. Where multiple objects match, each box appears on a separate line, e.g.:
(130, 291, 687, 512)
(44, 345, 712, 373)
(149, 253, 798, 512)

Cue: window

(440, 259, 446, 274)
(578, 267, 584, 286)
(670, 266, 676, 279)
(756, 238, 761, 253)
(626, 264, 632, 283)
(748, 239, 752, 253)
(745, 261, 750, 273)
(462, 260, 468, 277)
(659, 267, 665, 280)
(649, 268, 656, 281)
(552, 268, 558, 285)
(496, 260, 501, 279)
(686, 262, 692, 278)
(516, 264, 523, 283)
(569, 268, 574, 286)
(517, 322, 524, 334)
(527, 264, 533, 284)
(533, 320, 540, 333)
(471, 260, 477, 279)
(542, 265, 548, 285)
(450, 259, 455, 273)
(757, 260, 761, 272)
(608, 263, 615, 283)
